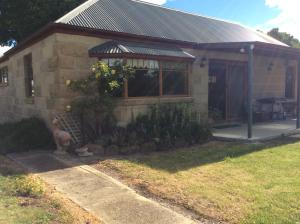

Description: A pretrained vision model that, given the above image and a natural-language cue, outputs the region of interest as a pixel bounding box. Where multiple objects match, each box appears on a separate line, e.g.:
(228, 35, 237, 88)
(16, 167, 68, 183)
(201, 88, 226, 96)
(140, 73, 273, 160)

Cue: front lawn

(0, 155, 100, 224)
(96, 139, 300, 224)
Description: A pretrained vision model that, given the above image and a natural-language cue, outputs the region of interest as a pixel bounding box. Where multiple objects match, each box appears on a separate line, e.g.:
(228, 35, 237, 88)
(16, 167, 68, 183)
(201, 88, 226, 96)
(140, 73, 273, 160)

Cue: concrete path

(8, 152, 196, 224)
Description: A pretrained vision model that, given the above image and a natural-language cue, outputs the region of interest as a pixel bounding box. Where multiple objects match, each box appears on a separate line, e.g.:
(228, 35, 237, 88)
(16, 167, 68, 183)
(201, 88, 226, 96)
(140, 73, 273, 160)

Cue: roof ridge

(56, 0, 99, 23)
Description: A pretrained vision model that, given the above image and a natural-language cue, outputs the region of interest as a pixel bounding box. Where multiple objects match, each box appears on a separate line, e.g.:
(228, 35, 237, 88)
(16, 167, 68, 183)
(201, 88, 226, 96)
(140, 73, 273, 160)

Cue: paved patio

(213, 119, 300, 141)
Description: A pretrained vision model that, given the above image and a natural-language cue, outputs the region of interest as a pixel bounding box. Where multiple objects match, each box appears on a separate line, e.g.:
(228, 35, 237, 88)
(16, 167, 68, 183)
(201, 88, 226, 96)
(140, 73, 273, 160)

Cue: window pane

(285, 67, 295, 98)
(163, 70, 187, 95)
(24, 54, 34, 97)
(128, 69, 159, 97)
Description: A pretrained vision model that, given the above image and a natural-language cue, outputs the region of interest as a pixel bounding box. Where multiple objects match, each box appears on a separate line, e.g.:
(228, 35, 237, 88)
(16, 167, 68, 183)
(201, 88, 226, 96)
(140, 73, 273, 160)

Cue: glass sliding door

(209, 60, 247, 122)
(227, 64, 246, 120)
(209, 62, 227, 120)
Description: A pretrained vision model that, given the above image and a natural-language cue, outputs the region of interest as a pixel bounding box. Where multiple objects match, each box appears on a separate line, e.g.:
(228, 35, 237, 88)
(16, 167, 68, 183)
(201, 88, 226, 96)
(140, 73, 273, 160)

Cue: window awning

(88, 41, 195, 60)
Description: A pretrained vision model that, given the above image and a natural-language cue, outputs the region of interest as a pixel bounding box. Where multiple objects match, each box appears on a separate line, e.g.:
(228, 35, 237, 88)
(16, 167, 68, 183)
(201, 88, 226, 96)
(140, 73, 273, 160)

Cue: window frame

(23, 53, 35, 98)
(100, 57, 191, 99)
(0, 66, 8, 87)
(285, 66, 296, 99)
(127, 67, 160, 98)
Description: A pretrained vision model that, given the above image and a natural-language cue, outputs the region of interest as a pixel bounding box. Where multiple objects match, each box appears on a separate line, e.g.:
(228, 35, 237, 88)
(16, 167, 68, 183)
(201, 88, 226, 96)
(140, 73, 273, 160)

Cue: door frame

(209, 59, 248, 122)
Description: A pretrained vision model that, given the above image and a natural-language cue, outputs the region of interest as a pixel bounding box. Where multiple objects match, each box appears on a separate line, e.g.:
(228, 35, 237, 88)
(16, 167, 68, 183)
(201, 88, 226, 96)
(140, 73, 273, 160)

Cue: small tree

(68, 60, 135, 142)
(268, 28, 300, 49)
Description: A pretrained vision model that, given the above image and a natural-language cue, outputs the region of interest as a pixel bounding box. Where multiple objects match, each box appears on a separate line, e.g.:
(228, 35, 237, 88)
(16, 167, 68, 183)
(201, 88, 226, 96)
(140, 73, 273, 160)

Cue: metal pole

(247, 44, 254, 139)
(297, 58, 300, 129)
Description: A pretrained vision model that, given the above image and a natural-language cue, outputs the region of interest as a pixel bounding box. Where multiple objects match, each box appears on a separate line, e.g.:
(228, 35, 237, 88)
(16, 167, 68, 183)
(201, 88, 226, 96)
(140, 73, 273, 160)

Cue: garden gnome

(52, 118, 72, 155)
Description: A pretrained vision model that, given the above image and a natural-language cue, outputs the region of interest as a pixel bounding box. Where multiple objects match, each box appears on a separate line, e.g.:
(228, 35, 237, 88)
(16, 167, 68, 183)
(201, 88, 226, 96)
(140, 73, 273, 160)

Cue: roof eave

(0, 23, 199, 63)
(1, 23, 299, 64)
(0, 22, 58, 62)
(197, 41, 300, 58)
(89, 52, 195, 61)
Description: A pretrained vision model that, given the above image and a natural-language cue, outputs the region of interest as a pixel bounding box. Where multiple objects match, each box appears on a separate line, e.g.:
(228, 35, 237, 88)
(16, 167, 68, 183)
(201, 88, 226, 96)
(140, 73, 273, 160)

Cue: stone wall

(0, 34, 107, 125)
(0, 35, 58, 124)
(53, 33, 198, 125)
(185, 48, 298, 108)
(0, 32, 298, 126)
(184, 49, 250, 120)
(253, 55, 298, 99)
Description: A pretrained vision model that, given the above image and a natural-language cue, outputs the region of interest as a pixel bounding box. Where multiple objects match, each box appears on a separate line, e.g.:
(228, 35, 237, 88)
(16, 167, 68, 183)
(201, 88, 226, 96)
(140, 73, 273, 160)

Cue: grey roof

(89, 41, 195, 58)
(56, 0, 287, 46)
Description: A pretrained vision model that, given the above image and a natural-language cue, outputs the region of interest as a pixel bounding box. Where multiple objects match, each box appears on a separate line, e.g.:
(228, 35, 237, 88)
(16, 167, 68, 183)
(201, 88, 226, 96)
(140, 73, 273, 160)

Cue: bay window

(102, 58, 189, 98)
(127, 59, 160, 97)
(128, 69, 160, 97)
(162, 62, 188, 96)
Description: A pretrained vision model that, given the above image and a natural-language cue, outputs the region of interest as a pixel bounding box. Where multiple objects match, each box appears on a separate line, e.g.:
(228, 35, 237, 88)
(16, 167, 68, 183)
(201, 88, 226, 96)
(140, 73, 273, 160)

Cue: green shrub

(69, 61, 135, 140)
(127, 103, 212, 149)
(0, 117, 55, 154)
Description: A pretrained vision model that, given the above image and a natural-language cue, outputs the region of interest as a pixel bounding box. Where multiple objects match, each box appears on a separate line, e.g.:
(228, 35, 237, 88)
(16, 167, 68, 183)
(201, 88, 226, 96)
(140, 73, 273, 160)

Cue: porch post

(247, 44, 255, 139)
(297, 58, 300, 129)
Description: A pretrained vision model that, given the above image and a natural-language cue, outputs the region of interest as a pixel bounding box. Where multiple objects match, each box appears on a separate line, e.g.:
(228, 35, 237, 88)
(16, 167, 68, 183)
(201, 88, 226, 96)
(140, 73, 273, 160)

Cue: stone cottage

(0, 0, 300, 138)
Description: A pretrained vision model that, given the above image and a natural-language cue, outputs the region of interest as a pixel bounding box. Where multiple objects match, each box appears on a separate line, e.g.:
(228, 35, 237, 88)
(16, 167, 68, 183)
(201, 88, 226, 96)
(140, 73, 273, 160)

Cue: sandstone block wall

(253, 55, 298, 99)
(185, 48, 298, 115)
(0, 35, 58, 124)
(0, 32, 298, 126)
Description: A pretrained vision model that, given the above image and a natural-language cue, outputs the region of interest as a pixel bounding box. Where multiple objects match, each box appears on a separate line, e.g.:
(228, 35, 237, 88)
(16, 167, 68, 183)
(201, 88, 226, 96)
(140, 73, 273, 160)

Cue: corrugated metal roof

(56, 0, 287, 46)
(89, 41, 195, 58)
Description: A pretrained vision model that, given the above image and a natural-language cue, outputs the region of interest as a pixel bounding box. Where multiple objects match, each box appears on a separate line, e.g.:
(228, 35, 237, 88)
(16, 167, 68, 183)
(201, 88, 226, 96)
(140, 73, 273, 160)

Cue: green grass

(98, 139, 300, 224)
(0, 156, 73, 224)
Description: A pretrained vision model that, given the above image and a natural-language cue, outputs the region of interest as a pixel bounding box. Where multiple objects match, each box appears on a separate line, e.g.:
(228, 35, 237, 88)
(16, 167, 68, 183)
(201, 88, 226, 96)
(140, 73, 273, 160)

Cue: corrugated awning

(88, 41, 195, 60)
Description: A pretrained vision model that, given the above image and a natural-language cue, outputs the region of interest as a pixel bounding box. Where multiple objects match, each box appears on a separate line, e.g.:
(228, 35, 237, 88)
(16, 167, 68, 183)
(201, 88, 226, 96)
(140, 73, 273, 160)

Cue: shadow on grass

(0, 156, 27, 177)
(5, 136, 300, 175)
(104, 136, 300, 173)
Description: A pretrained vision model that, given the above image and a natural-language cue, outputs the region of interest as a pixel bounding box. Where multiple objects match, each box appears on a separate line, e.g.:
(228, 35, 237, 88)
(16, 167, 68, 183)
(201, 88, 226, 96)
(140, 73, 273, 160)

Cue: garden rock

(106, 145, 119, 155)
(87, 144, 105, 155)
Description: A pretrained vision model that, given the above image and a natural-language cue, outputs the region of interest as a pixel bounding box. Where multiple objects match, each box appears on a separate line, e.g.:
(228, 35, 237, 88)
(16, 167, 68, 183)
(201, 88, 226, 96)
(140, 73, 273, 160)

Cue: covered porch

(213, 119, 299, 141)
(203, 42, 300, 140)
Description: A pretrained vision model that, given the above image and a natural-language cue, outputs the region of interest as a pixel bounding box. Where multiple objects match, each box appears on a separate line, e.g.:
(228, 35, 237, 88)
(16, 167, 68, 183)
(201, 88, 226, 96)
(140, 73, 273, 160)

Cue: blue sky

(147, 0, 300, 39)
(1, 0, 300, 56)
(165, 0, 280, 28)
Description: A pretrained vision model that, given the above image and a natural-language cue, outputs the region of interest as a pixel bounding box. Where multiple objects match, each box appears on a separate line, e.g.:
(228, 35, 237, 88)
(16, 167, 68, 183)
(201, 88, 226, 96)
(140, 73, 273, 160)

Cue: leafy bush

(0, 117, 55, 154)
(128, 103, 212, 149)
(70, 61, 211, 152)
(94, 103, 211, 153)
(69, 61, 135, 140)
(97, 126, 141, 147)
